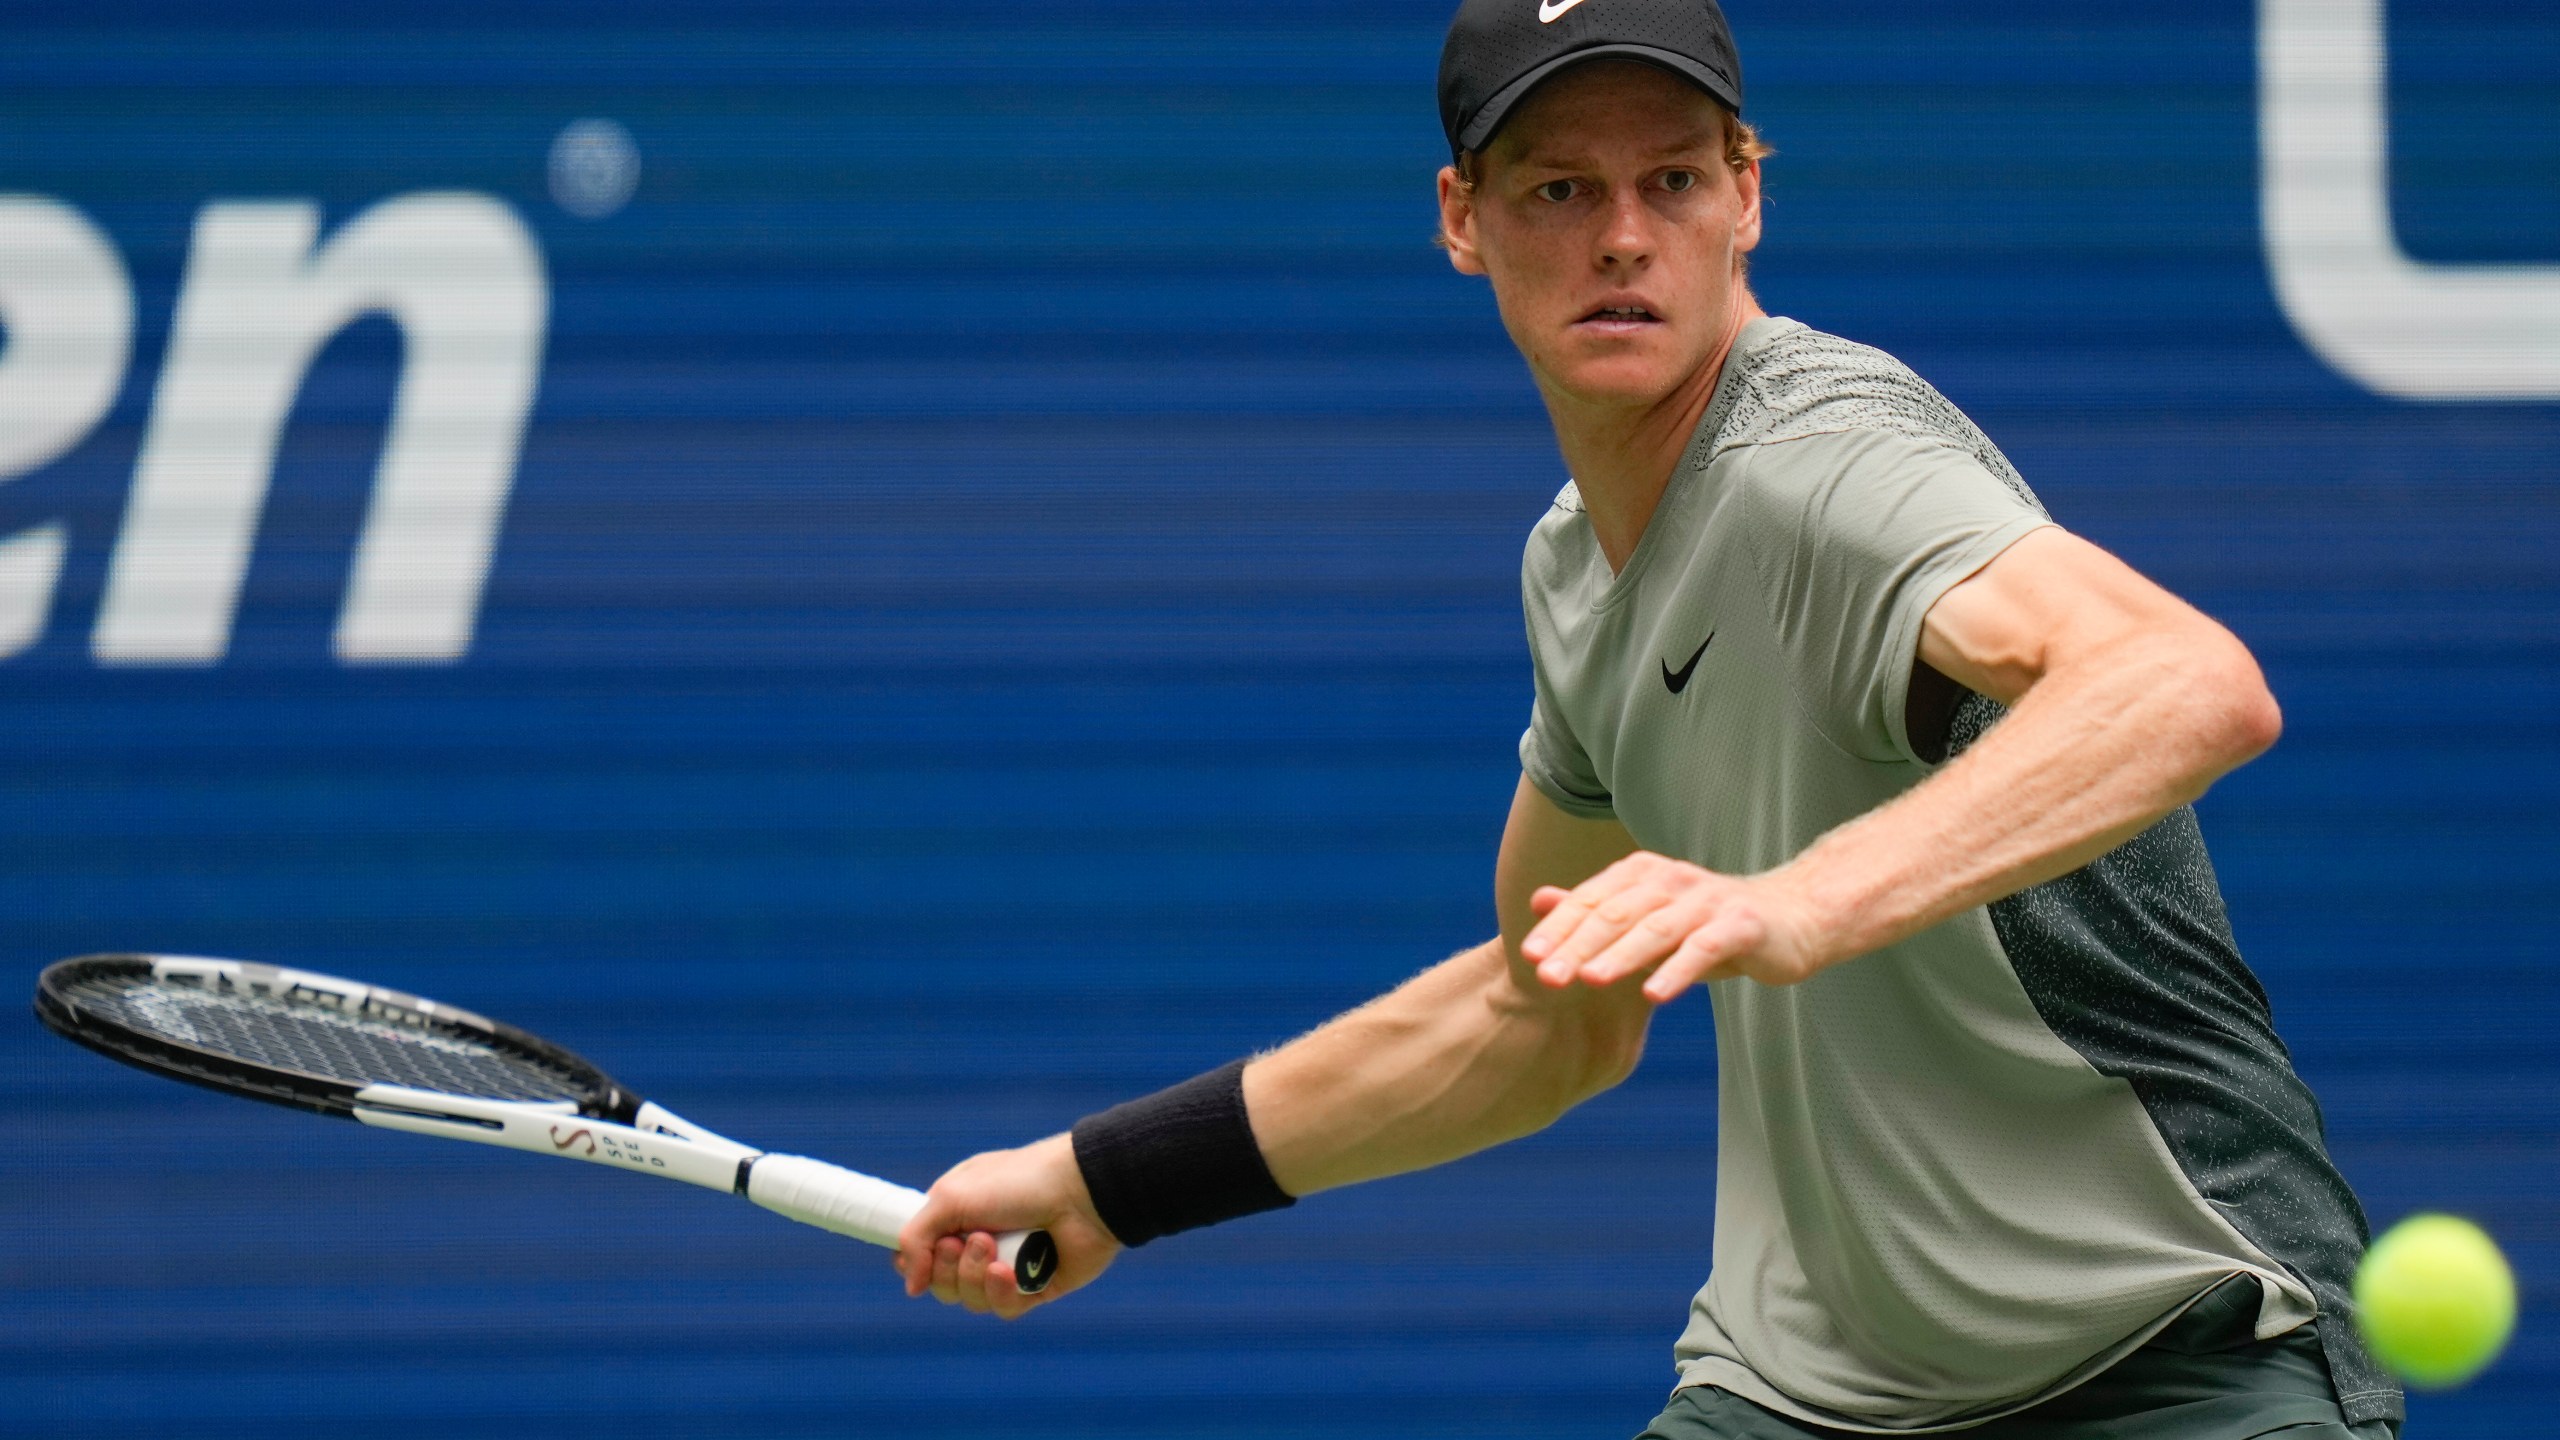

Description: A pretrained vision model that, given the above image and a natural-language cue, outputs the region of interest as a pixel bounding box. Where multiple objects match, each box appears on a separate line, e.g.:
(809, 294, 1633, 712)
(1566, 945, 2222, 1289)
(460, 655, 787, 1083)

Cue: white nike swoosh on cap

(1538, 0, 1592, 21)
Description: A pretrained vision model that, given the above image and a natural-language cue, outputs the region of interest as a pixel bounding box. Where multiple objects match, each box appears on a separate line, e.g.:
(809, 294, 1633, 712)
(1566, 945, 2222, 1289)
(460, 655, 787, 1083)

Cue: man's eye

(1535, 179, 1577, 203)
(1660, 170, 1698, 193)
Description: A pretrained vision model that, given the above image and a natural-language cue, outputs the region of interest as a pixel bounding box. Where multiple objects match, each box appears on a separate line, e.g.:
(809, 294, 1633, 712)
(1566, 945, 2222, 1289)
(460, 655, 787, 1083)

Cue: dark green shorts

(1638, 1280, 2399, 1440)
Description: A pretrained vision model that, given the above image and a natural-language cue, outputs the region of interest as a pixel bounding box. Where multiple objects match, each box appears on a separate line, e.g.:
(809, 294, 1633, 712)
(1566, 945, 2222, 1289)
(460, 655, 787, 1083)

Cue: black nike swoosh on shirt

(1662, 632, 1715, 694)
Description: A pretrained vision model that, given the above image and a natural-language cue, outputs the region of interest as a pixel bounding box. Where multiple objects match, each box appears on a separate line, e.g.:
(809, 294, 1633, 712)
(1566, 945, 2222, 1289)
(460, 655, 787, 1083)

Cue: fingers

(952, 1232, 1000, 1315)
(896, 1193, 953, 1297)
(931, 1234, 967, 1305)
(1528, 856, 1736, 988)
(1521, 857, 1665, 984)
(897, 1187, 1012, 1304)
(919, 1232, 1041, 1320)
(897, 1135, 1111, 1320)
(1642, 906, 1771, 1003)
(1574, 883, 1729, 987)
(1517, 852, 1805, 1001)
(981, 1247, 1041, 1321)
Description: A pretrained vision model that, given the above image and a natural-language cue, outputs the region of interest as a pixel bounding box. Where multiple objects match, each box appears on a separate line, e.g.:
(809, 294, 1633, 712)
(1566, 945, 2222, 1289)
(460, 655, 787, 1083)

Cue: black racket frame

(33, 953, 642, 1124)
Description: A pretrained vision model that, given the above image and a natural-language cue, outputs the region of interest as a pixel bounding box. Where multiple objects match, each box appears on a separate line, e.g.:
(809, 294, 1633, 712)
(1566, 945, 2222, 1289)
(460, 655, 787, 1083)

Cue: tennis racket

(33, 953, 1057, 1292)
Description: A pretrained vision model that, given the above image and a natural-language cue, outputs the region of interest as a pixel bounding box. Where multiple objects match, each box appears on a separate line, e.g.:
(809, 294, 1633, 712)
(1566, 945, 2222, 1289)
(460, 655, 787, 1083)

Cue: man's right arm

(895, 777, 1642, 1317)
(1245, 778, 1646, 1195)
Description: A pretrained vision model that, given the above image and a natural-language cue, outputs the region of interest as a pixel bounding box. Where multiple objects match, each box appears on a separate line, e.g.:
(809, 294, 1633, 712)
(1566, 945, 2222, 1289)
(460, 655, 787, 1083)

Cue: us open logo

(0, 191, 548, 665)
(2259, 0, 2560, 399)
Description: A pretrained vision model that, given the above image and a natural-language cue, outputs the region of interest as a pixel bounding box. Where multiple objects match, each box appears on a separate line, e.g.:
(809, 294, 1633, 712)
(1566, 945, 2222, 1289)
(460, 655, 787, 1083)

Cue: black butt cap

(1013, 1231, 1060, 1294)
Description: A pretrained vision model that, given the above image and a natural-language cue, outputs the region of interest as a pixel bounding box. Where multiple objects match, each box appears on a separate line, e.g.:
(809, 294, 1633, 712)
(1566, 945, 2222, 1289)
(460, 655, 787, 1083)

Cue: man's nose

(1596, 189, 1655, 270)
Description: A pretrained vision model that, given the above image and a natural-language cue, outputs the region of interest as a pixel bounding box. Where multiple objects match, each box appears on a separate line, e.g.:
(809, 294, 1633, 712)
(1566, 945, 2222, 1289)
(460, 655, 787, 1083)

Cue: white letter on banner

(2261, 0, 2560, 399)
(94, 192, 547, 664)
(0, 198, 133, 657)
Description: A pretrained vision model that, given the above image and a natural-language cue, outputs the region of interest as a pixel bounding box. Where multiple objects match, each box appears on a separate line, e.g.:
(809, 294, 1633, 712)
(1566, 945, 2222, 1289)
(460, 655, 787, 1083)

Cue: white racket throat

(352, 1085, 754, 1191)
(351, 1085, 1044, 1273)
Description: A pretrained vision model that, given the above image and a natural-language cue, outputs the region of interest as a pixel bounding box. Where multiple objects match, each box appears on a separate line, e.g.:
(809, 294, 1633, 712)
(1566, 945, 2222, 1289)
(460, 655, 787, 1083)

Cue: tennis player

(896, 2, 2400, 1434)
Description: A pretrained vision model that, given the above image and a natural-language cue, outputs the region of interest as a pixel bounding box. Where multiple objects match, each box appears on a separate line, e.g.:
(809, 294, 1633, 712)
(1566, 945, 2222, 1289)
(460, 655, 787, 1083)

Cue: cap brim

(1457, 44, 1741, 154)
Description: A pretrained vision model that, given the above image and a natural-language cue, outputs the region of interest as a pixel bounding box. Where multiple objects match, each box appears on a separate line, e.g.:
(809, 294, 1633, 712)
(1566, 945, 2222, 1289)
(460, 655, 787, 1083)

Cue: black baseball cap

(1438, 0, 1744, 158)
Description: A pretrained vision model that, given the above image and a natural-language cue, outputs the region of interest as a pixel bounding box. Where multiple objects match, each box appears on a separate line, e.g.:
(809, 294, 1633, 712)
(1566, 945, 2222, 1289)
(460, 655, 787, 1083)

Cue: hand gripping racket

(34, 953, 1056, 1292)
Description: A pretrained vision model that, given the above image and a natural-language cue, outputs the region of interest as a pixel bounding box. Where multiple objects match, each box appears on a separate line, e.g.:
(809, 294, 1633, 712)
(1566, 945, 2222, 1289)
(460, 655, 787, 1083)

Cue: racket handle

(745, 1153, 1057, 1294)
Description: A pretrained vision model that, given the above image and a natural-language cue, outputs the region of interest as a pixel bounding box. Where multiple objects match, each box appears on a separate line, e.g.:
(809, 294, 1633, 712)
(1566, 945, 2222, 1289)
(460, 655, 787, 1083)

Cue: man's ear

(1731, 158, 1764, 259)
(1437, 165, 1487, 277)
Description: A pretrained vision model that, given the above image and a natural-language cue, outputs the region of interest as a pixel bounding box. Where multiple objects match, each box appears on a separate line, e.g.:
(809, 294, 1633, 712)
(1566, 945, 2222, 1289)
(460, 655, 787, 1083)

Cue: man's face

(1440, 61, 1763, 412)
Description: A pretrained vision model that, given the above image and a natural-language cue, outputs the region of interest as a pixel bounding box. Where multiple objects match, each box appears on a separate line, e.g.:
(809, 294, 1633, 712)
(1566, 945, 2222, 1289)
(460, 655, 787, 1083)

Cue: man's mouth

(1577, 303, 1663, 327)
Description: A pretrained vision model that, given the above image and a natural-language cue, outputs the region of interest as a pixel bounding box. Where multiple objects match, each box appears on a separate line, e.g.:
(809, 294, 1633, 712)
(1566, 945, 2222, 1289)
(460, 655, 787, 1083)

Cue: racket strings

(64, 974, 590, 1103)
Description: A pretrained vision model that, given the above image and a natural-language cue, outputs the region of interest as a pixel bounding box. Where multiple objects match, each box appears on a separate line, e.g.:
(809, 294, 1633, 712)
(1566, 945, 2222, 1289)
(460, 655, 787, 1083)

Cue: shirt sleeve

(1734, 430, 2054, 764)
(1519, 687, 1616, 821)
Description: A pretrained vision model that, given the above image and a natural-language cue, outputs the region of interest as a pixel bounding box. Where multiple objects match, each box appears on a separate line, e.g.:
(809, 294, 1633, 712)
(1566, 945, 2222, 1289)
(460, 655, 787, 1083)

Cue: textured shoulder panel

(1522, 477, 1596, 588)
(1708, 325, 2043, 513)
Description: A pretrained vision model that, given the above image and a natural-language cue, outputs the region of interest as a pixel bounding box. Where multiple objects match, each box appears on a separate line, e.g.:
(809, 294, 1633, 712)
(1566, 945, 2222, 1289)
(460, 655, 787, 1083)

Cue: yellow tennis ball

(2354, 1213, 2517, 1389)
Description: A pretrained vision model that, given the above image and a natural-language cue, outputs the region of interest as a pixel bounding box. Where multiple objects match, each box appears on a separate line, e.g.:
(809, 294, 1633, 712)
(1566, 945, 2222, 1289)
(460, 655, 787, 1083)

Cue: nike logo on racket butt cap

(1015, 1231, 1059, 1291)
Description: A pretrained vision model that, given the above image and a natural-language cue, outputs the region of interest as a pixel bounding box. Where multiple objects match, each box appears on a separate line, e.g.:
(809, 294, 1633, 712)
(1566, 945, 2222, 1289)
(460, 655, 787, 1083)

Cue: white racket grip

(745, 1154, 1057, 1293)
(747, 1154, 921, 1247)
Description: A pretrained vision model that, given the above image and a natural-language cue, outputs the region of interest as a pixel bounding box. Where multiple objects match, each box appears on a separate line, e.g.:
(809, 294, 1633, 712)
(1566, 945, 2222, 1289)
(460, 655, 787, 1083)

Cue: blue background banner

(4, 2, 2551, 1434)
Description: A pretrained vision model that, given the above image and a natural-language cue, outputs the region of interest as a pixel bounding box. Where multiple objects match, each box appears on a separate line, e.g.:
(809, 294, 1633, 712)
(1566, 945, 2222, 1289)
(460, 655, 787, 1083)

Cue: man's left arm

(1521, 525, 2283, 998)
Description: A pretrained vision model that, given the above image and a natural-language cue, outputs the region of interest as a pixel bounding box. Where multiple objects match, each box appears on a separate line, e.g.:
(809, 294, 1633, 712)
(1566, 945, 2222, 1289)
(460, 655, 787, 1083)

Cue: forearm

(897, 934, 1646, 1314)
(1773, 630, 2280, 966)
(1243, 937, 1646, 1196)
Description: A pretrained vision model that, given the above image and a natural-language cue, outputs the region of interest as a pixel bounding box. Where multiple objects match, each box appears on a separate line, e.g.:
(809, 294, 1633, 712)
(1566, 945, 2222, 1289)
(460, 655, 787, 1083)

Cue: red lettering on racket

(549, 1125, 596, 1155)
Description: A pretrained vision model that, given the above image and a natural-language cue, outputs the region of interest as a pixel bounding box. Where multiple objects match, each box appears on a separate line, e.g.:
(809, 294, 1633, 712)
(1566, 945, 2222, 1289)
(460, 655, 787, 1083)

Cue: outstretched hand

(1519, 850, 1827, 1001)
(895, 1132, 1121, 1320)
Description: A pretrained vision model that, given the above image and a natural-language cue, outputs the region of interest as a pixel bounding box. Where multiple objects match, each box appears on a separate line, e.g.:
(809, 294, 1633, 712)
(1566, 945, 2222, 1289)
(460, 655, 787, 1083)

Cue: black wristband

(1070, 1058, 1295, 1247)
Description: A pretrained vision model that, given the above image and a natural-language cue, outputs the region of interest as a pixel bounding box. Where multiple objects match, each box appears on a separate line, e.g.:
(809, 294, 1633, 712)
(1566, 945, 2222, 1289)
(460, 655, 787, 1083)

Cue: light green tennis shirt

(1516, 317, 2397, 1431)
